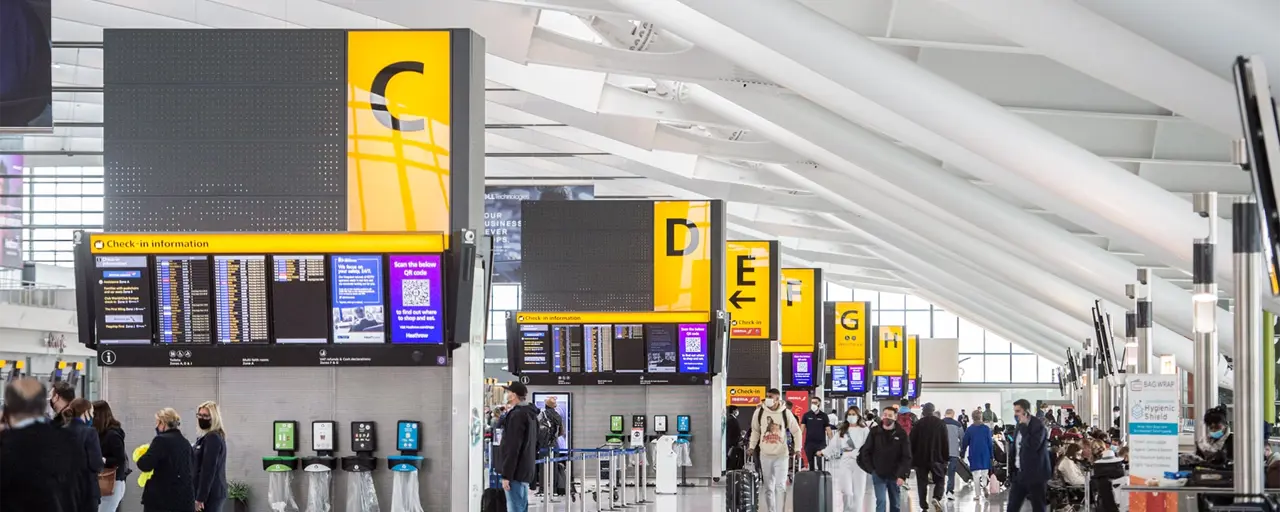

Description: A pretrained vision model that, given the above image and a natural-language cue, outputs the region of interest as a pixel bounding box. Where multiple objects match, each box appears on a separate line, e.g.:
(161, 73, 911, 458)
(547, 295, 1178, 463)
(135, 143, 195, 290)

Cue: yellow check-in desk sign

(727, 385, 765, 406)
(831, 301, 869, 364)
(725, 241, 779, 340)
(875, 325, 907, 374)
(87, 233, 448, 255)
(780, 268, 822, 352)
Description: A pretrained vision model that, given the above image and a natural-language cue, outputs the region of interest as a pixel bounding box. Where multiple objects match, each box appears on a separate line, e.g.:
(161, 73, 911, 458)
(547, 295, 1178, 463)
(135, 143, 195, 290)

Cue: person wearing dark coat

(725, 406, 745, 471)
(0, 378, 82, 512)
(909, 403, 950, 510)
(497, 382, 539, 512)
(194, 402, 229, 512)
(1006, 399, 1051, 512)
(63, 398, 105, 512)
(136, 408, 196, 512)
(858, 406, 912, 512)
(94, 400, 130, 512)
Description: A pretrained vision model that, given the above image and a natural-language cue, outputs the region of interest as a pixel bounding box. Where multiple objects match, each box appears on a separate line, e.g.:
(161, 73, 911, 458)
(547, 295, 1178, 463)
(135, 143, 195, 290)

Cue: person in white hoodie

(822, 406, 870, 512)
(749, 388, 803, 512)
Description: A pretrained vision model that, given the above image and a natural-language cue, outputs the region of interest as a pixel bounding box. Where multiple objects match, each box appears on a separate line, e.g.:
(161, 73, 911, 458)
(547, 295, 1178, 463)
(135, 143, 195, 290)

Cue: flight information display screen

(551, 325, 583, 373)
(584, 324, 612, 372)
(519, 324, 550, 373)
(330, 255, 385, 344)
(95, 255, 154, 345)
(271, 255, 328, 344)
(510, 317, 716, 385)
(387, 254, 444, 344)
(831, 365, 849, 392)
(213, 255, 269, 344)
(612, 325, 645, 373)
(155, 255, 211, 344)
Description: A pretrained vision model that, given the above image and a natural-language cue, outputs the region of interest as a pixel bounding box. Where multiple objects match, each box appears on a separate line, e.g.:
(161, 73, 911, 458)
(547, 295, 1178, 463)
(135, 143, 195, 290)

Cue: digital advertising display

(874, 375, 891, 399)
(677, 323, 708, 373)
(792, 353, 814, 387)
(388, 254, 444, 344)
(889, 375, 904, 397)
(532, 392, 572, 451)
(331, 255, 385, 343)
(647, 324, 677, 373)
(850, 366, 866, 394)
(907, 378, 918, 399)
(831, 365, 848, 392)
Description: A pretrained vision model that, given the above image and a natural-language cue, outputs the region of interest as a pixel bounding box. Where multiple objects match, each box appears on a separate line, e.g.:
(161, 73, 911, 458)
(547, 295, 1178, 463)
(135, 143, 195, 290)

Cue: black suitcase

(793, 457, 833, 512)
(482, 487, 507, 512)
(956, 459, 973, 483)
(725, 469, 759, 512)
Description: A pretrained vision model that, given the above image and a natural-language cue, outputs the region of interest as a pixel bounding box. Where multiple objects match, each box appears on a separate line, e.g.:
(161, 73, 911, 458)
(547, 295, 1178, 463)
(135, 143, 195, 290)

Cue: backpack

(537, 410, 559, 450)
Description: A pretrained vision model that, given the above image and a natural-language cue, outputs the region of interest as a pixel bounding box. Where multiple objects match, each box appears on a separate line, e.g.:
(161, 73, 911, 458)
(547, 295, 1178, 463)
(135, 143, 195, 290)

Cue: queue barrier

(528, 447, 649, 511)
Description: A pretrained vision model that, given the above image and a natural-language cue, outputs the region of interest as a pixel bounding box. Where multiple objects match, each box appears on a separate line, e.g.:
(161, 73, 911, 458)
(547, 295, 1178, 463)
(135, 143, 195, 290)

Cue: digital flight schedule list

(213, 255, 269, 344)
(272, 256, 328, 344)
(95, 255, 154, 344)
(155, 255, 211, 344)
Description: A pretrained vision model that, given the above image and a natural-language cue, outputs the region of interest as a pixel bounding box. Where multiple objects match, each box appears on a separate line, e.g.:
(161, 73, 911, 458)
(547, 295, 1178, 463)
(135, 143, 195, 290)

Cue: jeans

(505, 481, 529, 512)
(98, 480, 127, 512)
(915, 462, 945, 506)
(871, 474, 901, 512)
(945, 457, 959, 493)
(759, 455, 790, 512)
(1006, 479, 1047, 512)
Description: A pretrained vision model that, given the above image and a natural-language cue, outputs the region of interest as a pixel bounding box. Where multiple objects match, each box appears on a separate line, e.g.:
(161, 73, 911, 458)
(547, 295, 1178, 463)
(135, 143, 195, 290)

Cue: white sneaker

(945, 492, 956, 501)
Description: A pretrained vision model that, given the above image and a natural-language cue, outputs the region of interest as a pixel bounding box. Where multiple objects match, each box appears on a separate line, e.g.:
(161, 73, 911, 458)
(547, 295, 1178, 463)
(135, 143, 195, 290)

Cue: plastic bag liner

(305, 471, 331, 512)
(267, 472, 300, 512)
(346, 471, 380, 512)
(391, 470, 425, 512)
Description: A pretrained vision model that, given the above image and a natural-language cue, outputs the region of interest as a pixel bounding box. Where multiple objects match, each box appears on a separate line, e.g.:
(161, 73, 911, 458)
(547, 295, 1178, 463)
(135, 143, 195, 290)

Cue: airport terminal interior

(2, 0, 1280, 511)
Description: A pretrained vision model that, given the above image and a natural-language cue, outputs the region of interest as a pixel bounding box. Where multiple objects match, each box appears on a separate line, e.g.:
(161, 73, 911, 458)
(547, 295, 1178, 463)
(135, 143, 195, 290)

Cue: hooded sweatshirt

(943, 417, 964, 459)
(750, 403, 803, 459)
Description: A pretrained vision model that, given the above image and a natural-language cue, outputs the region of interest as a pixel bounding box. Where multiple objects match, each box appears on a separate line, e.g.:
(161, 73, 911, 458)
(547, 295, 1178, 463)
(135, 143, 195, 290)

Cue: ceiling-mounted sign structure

(874, 325, 906, 374)
(780, 268, 822, 352)
(725, 240, 779, 340)
(826, 302, 870, 364)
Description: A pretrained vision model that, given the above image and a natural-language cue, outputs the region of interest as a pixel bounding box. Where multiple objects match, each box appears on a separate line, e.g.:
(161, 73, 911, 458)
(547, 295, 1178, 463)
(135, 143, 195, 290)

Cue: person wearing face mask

(496, 382, 539, 512)
(49, 380, 76, 427)
(857, 406, 912, 512)
(63, 398, 105, 512)
(822, 406, 869, 512)
(193, 401, 228, 512)
(909, 403, 949, 511)
(726, 406, 745, 471)
(1196, 405, 1234, 464)
(801, 396, 834, 470)
(749, 388, 803, 512)
(93, 400, 130, 512)
(136, 408, 196, 512)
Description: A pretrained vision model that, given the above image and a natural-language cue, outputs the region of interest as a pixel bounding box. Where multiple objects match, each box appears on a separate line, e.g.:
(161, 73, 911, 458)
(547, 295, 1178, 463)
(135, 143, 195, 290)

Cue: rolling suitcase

(956, 459, 973, 483)
(792, 457, 833, 512)
(725, 469, 759, 512)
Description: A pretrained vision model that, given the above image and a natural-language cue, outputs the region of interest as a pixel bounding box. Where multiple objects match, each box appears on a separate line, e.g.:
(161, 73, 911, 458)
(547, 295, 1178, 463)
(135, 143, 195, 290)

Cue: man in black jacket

(1007, 399, 1050, 512)
(725, 406, 744, 471)
(498, 382, 538, 512)
(858, 406, 912, 512)
(0, 377, 81, 512)
(909, 403, 949, 511)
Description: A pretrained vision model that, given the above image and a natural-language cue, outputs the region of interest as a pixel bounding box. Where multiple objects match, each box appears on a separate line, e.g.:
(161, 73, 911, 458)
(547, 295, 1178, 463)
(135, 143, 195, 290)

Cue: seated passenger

(1055, 444, 1088, 487)
(1195, 405, 1233, 465)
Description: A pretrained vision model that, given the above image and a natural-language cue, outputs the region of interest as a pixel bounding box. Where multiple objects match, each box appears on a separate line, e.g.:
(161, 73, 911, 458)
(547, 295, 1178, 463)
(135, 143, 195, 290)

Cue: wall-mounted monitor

(1234, 56, 1280, 296)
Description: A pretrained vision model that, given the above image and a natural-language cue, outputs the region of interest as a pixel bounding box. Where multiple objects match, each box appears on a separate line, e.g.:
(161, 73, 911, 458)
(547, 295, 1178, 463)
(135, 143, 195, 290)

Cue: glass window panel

(83, 213, 103, 226)
(32, 228, 55, 240)
(959, 355, 984, 383)
(1011, 342, 1033, 354)
(958, 318, 984, 353)
(32, 213, 55, 225)
(853, 288, 878, 304)
(932, 310, 958, 338)
(33, 241, 56, 252)
(878, 292, 905, 310)
(56, 182, 82, 195)
(32, 251, 56, 261)
(985, 333, 1011, 354)
(984, 354, 1011, 383)
(55, 213, 81, 225)
(32, 197, 56, 210)
(491, 284, 519, 311)
(1011, 355, 1038, 382)
(827, 283, 853, 302)
(879, 311, 905, 327)
(905, 311, 931, 337)
(1037, 356, 1057, 383)
(82, 197, 103, 211)
(82, 182, 103, 195)
(32, 183, 55, 195)
(904, 294, 931, 310)
(869, 311, 879, 326)
(487, 312, 506, 341)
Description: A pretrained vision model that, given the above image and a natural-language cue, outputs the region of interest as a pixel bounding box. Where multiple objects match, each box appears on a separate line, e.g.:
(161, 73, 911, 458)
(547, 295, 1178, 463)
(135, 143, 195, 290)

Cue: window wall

(21, 166, 105, 267)
(825, 282, 1058, 384)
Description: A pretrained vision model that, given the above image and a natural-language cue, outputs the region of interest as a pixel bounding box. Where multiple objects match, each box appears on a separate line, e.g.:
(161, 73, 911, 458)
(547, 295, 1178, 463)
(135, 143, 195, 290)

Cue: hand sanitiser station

(263, 420, 300, 512)
(388, 420, 424, 512)
(652, 415, 678, 495)
(675, 415, 694, 488)
(301, 421, 337, 512)
(341, 421, 380, 512)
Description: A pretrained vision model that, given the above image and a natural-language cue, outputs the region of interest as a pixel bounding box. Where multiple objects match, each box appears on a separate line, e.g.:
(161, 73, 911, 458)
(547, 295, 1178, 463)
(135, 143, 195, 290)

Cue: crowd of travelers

(0, 377, 228, 512)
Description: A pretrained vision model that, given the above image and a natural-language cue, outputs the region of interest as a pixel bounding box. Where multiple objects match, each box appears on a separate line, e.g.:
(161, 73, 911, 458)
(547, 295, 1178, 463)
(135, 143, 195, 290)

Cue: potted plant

(228, 481, 250, 512)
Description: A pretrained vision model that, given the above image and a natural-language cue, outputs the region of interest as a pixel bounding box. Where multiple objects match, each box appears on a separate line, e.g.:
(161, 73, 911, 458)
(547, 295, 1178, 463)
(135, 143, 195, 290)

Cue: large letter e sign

(371, 61, 426, 132)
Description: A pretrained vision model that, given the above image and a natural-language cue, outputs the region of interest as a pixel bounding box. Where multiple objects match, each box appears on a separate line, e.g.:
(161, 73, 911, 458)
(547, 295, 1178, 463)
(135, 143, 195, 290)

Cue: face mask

(1209, 430, 1225, 440)
(847, 415, 857, 423)
(882, 419, 894, 428)
(155, 427, 163, 435)
(198, 418, 213, 430)
(764, 398, 776, 408)
(811, 405, 819, 412)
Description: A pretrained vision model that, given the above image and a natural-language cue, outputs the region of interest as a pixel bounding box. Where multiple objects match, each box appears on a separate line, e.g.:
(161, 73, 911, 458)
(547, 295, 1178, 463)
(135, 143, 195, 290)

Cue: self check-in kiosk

(388, 420, 424, 512)
(342, 421, 380, 512)
(263, 421, 300, 512)
(301, 421, 336, 512)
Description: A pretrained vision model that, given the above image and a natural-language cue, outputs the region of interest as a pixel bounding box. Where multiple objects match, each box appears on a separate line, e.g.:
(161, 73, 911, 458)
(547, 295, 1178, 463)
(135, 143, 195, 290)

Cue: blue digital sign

(397, 421, 420, 451)
(330, 255, 385, 343)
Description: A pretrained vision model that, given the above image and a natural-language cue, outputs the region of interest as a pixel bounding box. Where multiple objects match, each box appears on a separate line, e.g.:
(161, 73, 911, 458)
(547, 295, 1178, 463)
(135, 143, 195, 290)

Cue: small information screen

(850, 366, 866, 394)
(645, 325, 677, 373)
(397, 421, 420, 451)
(677, 324, 708, 373)
(831, 365, 849, 392)
(95, 255, 154, 345)
(312, 421, 335, 451)
(889, 376, 904, 397)
(612, 325, 645, 373)
(519, 325, 550, 373)
(792, 353, 813, 387)
(273, 421, 296, 452)
(271, 255, 328, 344)
(213, 255, 269, 344)
(388, 254, 444, 344)
(351, 421, 376, 452)
(154, 255, 210, 345)
(330, 256, 385, 343)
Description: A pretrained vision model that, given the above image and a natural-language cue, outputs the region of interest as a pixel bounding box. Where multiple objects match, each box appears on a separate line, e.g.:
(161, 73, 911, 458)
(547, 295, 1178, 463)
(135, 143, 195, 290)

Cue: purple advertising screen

(889, 375, 904, 397)
(907, 378, 918, 399)
(831, 365, 848, 392)
(676, 324, 708, 373)
(849, 366, 866, 394)
(792, 353, 813, 387)
(388, 254, 444, 344)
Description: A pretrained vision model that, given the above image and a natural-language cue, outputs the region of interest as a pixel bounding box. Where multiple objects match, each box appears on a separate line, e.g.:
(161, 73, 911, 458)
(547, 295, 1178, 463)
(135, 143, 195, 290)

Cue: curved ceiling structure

(21, 0, 1265, 383)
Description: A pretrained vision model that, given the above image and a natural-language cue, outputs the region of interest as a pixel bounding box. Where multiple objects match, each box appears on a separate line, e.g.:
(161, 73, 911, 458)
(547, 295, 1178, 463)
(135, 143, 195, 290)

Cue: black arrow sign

(729, 289, 756, 309)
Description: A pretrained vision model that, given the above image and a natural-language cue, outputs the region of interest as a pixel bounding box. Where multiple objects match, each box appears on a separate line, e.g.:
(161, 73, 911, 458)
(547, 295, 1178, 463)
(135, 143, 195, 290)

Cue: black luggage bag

(482, 487, 507, 512)
(956, 459, 973, 483)
(725, 468, 759, 512)
(793, 457, 833, 512)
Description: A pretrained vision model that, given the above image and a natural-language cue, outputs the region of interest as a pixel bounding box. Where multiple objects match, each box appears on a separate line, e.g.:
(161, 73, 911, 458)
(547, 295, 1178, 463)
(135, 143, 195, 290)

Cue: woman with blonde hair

(136, 408, 195, 512)
(194, 401, 228, 512)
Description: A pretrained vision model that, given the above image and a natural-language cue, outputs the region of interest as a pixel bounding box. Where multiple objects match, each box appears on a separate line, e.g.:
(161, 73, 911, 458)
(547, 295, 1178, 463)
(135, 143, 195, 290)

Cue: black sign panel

(154, 255, 211, 344)
(612, 324, 645, 373)
(271, 255, 329, 344)
(94, 343, 449, 368)
(517, 372, 709, 386)
(213, 255, 269, 344)
(95, 255, 154, 345)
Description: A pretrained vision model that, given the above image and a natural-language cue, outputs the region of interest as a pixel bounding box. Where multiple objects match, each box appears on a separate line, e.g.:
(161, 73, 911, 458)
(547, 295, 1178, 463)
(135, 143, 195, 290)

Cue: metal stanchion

(595, 453, 607, 512)
(638, 450, 647, 503)
(578, 452, 586, 512)
(620, 450, 631, 507)
(1192, 191, 1219, 431)
(543, 451, 553, 509)
(1135, 268, 1153, 374)
(1233, 196, 1265, 496)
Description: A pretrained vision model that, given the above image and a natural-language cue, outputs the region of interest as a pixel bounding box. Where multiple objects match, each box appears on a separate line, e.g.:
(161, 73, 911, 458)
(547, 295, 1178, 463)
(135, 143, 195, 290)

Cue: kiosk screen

(677, 323, 708, 373)
(387, 254, 444, 344)
(519, 325, 550, 373)
(792, 353, 813, 387)
(646, 324, 677, 373)
(95, 255, 154, 345)
(330, 255, 385, 344)
(154, 255, 211, 345)
(271, 255, 328, 344)
(213, 255, 269, 344)
(612, 324, 645, 373)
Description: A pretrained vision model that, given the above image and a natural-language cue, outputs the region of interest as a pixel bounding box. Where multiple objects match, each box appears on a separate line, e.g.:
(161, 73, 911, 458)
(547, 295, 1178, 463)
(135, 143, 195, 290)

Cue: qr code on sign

(684, 336, 702, 354)
(401, 279, 432, 307)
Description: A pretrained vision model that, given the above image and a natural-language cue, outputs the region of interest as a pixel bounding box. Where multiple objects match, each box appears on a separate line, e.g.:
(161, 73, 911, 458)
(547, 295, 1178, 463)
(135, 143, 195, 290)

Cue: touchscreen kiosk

(606, 415, 626, 444)
(654, 415, 668, 434)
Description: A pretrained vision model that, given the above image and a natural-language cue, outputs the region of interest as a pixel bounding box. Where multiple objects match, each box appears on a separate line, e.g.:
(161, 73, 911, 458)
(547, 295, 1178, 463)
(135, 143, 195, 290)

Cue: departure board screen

(612, 325, 645, 373)
(271, 255, 328, 344)
(95, 255, 153, 345)
(646, 325, 677, 373)
(551, 325, 583, 373)
(520, 324, 550, 373)
(330, 255, 385, 343)
(584, 324, 612, 372)
(213, 255, 269, 344)
(154, 255, 211, 344)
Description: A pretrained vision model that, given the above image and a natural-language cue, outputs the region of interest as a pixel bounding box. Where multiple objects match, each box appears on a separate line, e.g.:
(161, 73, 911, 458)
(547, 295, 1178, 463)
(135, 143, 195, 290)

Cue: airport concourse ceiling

(26, 0, 1280, 370)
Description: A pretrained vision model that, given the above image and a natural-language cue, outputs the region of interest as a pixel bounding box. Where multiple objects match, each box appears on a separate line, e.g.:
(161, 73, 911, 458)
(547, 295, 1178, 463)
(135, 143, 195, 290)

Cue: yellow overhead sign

(653, 201, 713, 312)
(726, 241, 778, 340)
(513, 311, 710, 325)
(780, 268, 821, 350)
(833, 302, 870, 364)
(727, 386, 765, 406)
(875, 325, 906, 374)
(907, 334, 918, 380)
(87, 233, 447, 254)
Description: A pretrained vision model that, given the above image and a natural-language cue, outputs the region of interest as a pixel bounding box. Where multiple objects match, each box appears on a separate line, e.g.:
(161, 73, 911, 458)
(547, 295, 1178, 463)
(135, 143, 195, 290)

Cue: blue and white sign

(1126, 374, 1180, 479)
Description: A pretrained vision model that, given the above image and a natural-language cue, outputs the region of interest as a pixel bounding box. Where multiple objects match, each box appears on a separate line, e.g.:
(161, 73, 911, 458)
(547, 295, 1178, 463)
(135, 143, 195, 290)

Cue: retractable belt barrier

(491, 447, 649, 511)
